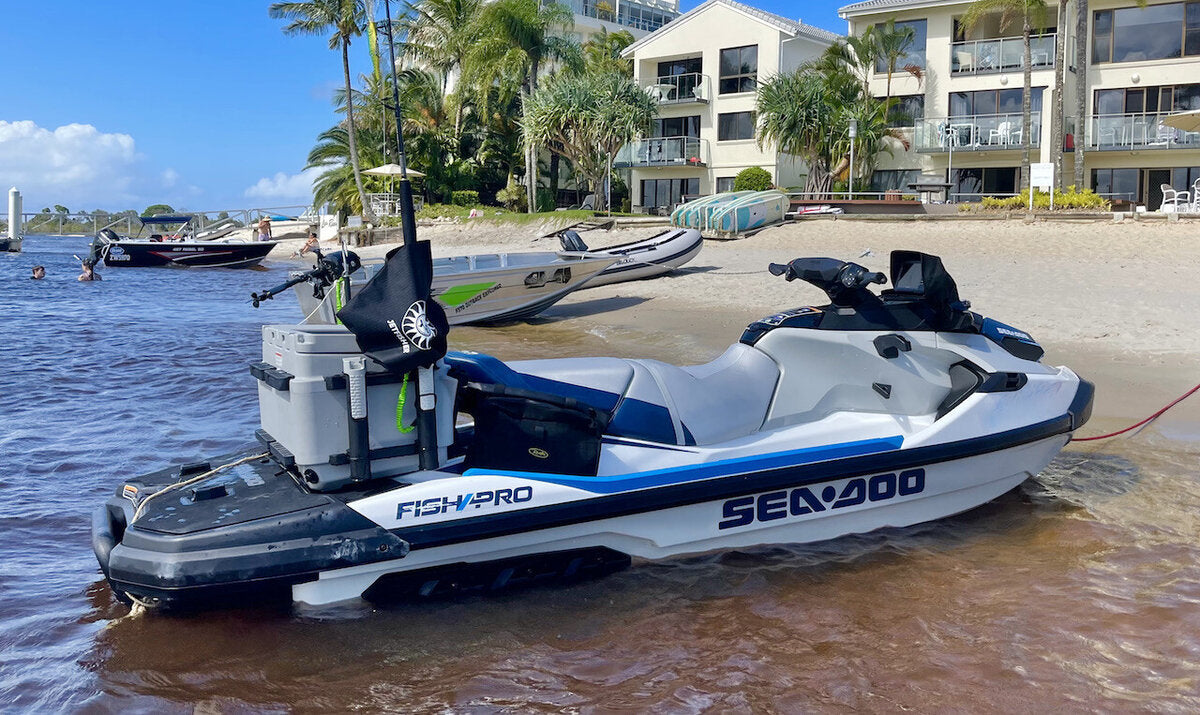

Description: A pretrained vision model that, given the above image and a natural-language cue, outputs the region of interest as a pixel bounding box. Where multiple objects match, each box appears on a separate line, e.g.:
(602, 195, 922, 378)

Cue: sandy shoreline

(273, 217, 1200, 431)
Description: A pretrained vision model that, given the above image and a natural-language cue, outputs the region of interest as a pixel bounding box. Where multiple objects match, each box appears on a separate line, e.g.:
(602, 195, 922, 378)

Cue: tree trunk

(343, 38, 375, 223)
(1051, 0, 1068, 189)
(1020, 22, 1033, 192)
(1074, 0, 1088, 189)
(549, 152, 560, 209)
(525, 60, 540, 214)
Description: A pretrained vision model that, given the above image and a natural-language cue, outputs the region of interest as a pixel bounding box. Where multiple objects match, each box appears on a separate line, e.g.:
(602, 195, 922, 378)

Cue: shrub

(451, 190, 479, 207)
(978, 185, 1110, 212)
(732, 166, 772, 192)
(494, 177, 527, 212)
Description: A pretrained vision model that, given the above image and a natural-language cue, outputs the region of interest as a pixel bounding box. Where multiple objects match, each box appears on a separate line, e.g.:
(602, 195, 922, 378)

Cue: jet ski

(91, 248, 1093, 610)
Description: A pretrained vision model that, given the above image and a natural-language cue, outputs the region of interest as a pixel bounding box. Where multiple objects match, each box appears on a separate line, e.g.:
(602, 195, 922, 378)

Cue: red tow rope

(1071, 383, 1200, 442)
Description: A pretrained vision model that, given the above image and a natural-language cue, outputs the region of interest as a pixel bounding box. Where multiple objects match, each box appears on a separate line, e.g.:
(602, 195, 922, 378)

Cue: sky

(1, 0, 848, 215)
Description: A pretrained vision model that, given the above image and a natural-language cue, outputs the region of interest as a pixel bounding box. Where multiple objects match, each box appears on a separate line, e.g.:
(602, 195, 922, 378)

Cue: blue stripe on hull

(463, 436, 906, 494)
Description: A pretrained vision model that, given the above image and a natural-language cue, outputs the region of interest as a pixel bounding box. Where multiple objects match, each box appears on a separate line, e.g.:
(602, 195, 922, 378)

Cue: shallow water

(1, 235, 1198, 711)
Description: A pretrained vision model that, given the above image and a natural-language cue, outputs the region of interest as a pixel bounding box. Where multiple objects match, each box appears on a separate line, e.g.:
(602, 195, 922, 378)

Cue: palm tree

(962, 0, 1050, 191)
(307, 125, 387, 216)
(757, 65, 903, 197)
(270, 0, 375, 222)
(465, 0, 581, 212)
(581, 28, 636, 76)
(402, 0, 482, 90)
(1074, 0, 1087, 189)
(523, 73, 657, 212)
(872, 19, 922, 112)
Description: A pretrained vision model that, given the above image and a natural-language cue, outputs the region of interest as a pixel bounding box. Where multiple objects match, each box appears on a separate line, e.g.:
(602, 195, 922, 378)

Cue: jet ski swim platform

(93, 251, 1093, 609)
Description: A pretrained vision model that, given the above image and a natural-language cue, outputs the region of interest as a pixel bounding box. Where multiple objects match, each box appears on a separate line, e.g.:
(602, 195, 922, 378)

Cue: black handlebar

(769, 257, 887, 308)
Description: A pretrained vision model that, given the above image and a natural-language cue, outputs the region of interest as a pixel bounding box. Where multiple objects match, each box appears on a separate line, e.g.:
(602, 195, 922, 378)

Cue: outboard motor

(558, 230, 589, 252)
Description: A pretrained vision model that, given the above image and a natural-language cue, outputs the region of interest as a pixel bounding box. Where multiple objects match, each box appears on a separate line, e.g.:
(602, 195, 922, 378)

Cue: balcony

(642, 73, 709, 105)
(913, 113, 1042, 152)
(563, 0, 676, 33)
(1081, 113, 1200, 151)
(950, 34, 1056, 75)
(614, 136, 709, 168)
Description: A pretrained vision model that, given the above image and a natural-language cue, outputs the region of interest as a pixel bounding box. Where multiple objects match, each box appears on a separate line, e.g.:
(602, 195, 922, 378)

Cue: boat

(557, 227, 703, 288)
(0, 235, 21, 252)
(92, 248, 1093, 610)
(89, 215, 277, 269)
(671, 190, 789, 235)
(263, 250, 619, 326)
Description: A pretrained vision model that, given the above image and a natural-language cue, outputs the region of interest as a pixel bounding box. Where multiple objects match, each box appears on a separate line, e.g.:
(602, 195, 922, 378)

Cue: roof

(839, 0, 970, 19)
(622, 0, 840, 57)
(138, 214, 195, 225)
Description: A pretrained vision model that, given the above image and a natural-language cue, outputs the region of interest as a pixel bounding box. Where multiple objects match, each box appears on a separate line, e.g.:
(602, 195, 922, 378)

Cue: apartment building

(565, 0, 680, 38)
(618, 0, 837, 212)
(838, 0, 1200, 208)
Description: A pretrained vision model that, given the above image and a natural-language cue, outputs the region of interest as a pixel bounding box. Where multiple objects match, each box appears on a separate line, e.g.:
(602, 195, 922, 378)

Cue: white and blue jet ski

(92, 250, 1093, 609)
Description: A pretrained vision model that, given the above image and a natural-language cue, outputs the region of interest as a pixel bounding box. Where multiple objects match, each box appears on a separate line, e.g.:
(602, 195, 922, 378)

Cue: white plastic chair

(989, 122, 1012, 145)
(1160, 183, 1190, 212)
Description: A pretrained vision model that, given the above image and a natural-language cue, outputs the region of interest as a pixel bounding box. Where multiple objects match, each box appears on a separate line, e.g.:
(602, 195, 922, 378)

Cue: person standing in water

(257, 217, 272, 242)
(78, 260, 102, 281)
(30, 266, 45, 280)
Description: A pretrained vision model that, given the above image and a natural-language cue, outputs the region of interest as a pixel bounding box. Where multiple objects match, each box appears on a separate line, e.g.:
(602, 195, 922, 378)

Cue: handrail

(951, 33, 1056, 75)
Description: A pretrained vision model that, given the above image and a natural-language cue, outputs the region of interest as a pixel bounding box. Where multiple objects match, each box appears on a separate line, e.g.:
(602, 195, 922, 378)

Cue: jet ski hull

(92, 377, 1090, 609)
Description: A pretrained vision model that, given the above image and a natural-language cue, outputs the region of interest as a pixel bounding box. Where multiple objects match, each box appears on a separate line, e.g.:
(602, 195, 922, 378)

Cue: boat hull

(0, 236, 21, 252)
(581, 228, 704, 288)
(101, 240, 277, 268)
(295, 253, 617, 325)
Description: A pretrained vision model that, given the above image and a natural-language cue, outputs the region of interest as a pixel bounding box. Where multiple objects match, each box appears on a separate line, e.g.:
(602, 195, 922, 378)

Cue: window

(1095, 83, 1200, 115)
(716, 177, 736, 193)
(1093, 2, 1200, 64)
(874, 20, 927, 72)
(719, 45, 757, 94)
(869, 169, 921, 192)
(950, 88, 1043, 116)
(641, 178, 700, 209)
(652, 115, 700, 137)
(884, 95, 925, 126)
(718, 111, 756, 141)
(1091, 168, 1140, 201)
(950, 167, 1018, 200)
(657, 57, 701, 78)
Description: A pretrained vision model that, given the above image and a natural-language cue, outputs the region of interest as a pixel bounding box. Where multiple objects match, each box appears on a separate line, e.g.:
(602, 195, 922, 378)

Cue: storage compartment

(461, 385, 607, 477)
(256, 324, 456, 491)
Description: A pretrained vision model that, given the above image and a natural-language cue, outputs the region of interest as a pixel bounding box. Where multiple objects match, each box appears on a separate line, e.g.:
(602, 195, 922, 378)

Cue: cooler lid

(262, 324, 364, 354)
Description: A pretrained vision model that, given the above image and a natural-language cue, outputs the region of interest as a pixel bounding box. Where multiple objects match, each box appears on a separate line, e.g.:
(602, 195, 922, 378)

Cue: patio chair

(1160, 183, 1190, 212)
(954, 51, 974, 72)
(989, 122, 1013, 145)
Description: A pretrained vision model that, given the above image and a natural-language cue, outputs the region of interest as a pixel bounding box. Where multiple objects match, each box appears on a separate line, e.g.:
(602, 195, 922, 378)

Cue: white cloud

(161, 168, 180, 188)
(244, 168, 320, 204)
(0, 120, 142, 208)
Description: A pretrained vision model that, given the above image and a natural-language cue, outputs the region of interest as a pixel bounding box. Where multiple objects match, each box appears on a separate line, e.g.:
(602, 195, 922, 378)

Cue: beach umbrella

(1163, 109, 1200, 133)
(364, 163, 425, 194)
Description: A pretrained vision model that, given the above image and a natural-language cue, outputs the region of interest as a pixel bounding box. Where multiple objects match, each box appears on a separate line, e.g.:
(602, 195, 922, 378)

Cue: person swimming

(78, 260, 102, 282)
(31, 266, 45, 280)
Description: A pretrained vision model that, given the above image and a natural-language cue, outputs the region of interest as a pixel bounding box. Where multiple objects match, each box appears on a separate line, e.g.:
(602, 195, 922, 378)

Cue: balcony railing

(1081, 112, 1200, 151)
(564, 0, 677, 32)
(950, 34, 1056, 75)
(642, 73, 709, 104)
(614, 136, 709, 168)
(913, 113, 1042, 152)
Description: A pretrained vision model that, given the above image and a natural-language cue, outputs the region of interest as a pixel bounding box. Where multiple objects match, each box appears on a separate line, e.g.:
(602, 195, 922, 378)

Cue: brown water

(4, 237, 1200, 711)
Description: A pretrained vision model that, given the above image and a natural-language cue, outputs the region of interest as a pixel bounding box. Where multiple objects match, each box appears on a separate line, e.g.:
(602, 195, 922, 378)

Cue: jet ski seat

(446, 345, 780, 447)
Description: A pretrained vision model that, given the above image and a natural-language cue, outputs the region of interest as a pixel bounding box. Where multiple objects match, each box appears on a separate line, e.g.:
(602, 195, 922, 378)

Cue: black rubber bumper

(1069, 377, 1095, 431)
(90, 462, 410, 609)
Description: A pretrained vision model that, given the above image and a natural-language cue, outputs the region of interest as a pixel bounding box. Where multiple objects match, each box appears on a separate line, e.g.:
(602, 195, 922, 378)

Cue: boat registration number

(717, 469, 926, 530)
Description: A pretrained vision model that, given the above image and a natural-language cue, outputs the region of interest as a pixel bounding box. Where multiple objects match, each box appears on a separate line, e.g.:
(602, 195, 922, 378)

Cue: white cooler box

(253, 324, 457, 491)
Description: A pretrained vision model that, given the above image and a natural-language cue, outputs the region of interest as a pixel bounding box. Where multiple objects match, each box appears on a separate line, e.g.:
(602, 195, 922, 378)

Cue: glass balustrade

(614, 137, 708, 168)
(913, 113, 1042, 152)
(951, 34, 1056, 75)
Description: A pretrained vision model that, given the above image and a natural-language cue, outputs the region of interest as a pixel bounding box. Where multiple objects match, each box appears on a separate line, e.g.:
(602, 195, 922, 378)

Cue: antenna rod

(382, 0, 416, 248)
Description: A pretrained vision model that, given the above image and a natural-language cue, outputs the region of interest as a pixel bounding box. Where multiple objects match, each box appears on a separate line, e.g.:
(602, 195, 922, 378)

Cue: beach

(278, 216, 1200, 429)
